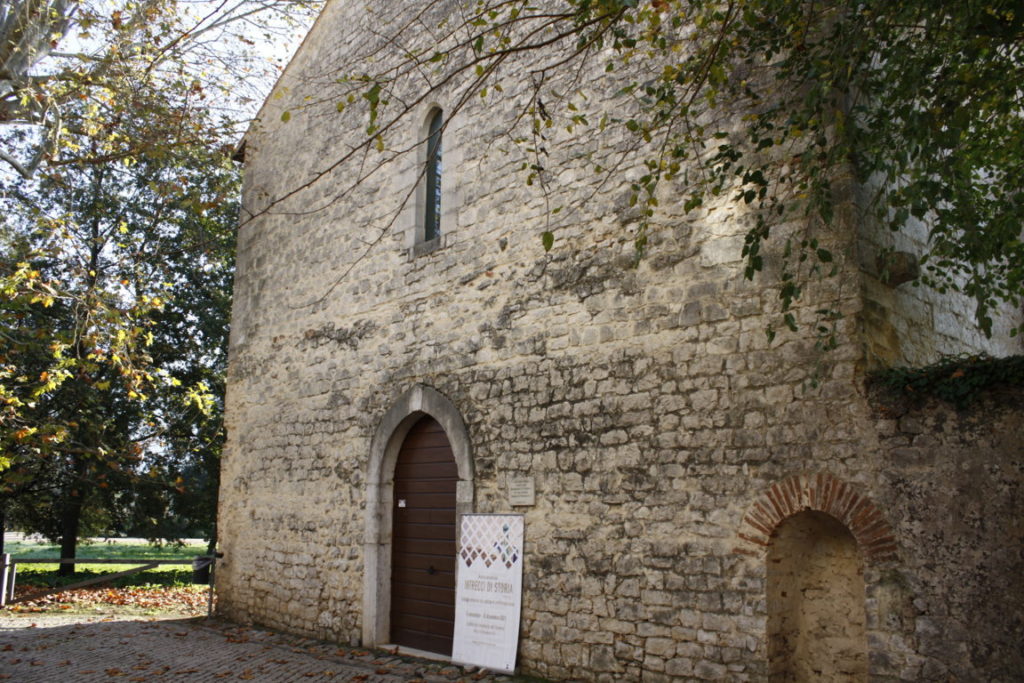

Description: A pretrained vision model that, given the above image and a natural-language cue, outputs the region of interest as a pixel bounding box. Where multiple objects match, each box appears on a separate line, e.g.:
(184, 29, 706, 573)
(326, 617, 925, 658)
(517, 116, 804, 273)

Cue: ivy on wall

(870, 355, 1024, 409)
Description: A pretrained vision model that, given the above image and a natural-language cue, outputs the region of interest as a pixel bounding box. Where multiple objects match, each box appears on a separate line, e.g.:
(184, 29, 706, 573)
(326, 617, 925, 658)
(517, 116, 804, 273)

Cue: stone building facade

(217, 2, 1024, 680)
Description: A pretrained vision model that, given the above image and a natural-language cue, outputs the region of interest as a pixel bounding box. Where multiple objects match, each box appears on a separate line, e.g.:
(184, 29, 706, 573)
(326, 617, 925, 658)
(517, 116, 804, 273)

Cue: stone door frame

(363, 385, 474, 647)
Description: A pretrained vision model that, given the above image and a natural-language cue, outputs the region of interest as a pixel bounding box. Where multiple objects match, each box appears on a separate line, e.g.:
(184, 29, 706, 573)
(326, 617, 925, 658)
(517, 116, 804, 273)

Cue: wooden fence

(1, 553, 220, 617)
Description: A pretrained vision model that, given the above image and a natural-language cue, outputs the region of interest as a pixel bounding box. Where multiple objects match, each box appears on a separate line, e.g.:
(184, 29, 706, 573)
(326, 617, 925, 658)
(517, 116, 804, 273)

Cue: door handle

(427, 565, 436, 575)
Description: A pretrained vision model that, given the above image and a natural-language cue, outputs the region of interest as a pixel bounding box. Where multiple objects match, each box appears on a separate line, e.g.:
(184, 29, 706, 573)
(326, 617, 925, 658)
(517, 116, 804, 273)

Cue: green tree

(118, 157, 236, 552)
(0, 81, 237, 569)
(278, 0, 1022, 342)
(1, 0, 318, 562)
(1, 0, 321, 177)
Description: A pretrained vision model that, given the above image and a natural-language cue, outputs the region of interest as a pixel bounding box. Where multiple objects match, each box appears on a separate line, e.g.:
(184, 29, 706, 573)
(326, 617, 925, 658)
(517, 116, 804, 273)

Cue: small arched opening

(767, 510, 868, 681)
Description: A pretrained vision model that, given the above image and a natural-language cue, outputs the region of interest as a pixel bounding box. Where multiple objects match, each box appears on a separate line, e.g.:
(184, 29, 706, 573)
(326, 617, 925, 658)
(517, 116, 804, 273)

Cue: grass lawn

(3, 538, 214, 615)
(6, 538, 210, 589)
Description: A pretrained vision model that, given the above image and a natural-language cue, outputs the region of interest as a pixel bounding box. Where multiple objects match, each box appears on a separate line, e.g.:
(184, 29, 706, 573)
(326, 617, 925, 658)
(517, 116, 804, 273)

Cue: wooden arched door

(390, 415, 457, 654)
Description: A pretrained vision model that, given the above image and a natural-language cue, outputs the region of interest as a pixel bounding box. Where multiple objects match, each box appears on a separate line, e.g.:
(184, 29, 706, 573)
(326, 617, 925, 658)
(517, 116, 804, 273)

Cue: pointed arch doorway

(363, 385, 474, 654)
(389, 415, 457, 654)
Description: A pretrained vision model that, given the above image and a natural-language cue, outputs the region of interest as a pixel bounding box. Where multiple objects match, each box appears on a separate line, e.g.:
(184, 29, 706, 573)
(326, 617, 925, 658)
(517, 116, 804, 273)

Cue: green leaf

(363, 83, 381, 105)
(542, 231, 554, 252)
(280, 111, 291, 122)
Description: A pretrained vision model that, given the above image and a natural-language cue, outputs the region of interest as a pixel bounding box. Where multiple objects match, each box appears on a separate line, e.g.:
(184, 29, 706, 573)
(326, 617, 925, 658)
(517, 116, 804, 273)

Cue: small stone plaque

(508, 477, 535, 506)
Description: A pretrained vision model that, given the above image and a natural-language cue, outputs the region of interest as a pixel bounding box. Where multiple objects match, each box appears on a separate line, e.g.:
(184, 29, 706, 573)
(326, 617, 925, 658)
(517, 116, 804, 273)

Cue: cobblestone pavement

(0, 613, 527, 682)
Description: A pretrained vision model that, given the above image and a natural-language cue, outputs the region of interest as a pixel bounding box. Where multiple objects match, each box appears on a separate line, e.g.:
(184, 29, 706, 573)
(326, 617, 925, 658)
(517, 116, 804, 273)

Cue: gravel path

(0, 613, 523, 682)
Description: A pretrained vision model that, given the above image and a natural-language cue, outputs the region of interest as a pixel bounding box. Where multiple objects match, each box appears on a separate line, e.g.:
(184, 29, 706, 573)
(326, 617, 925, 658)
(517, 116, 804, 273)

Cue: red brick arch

(737, 473, 898, 564)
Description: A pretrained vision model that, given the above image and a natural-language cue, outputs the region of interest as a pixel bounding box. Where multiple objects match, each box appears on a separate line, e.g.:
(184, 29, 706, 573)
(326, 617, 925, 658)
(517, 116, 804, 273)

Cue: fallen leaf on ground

(8, 585, 210, 615)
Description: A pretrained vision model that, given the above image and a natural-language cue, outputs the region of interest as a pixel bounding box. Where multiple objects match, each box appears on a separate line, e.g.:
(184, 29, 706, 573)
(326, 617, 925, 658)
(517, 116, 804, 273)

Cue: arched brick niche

(737, 473, 898, 564)
(768, 510, 869, 680)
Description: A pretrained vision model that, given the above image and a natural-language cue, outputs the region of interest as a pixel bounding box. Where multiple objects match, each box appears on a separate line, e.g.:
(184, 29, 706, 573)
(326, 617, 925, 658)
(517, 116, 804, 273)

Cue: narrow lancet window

(424, 108, 443, 242)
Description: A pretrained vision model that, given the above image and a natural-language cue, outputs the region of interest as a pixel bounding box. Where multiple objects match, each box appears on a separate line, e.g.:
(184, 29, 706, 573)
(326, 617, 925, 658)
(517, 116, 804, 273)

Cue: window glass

(424, 109, 443, 242)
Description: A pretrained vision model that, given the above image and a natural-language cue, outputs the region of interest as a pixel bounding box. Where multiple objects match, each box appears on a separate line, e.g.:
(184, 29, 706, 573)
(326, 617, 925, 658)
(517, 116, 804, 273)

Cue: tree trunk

(55, 166, 104, 579)
(0, 501, 6, 556)
(57, 459, 87, 576)
(58, 496, 83, 576)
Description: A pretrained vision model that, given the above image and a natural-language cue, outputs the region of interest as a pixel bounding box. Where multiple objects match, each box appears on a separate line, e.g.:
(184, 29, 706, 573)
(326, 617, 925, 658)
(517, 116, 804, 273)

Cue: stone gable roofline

(233, 0, 334, 161)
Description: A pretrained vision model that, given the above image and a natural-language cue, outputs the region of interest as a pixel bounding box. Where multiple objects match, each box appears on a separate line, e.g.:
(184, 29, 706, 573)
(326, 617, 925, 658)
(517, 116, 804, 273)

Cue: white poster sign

(452, 514, 524, 673)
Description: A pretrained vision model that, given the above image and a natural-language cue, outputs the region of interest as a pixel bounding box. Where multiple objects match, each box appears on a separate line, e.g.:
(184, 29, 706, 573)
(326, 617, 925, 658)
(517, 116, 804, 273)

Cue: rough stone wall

(857, 208, 1023, 368)
(218, 1, 1024, 680)
(865, 390, 1024, 681)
